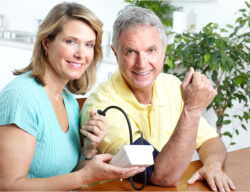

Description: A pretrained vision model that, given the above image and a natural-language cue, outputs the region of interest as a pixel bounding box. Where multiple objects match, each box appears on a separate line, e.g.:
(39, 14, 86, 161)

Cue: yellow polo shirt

(80, 69, 218, 155)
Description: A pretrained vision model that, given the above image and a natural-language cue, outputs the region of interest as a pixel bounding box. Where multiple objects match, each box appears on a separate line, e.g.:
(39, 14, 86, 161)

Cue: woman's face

(43, 19, 96, 83)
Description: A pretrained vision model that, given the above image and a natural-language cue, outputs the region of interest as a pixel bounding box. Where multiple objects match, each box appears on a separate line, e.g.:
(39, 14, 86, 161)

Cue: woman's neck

(43, 70, 68, 100)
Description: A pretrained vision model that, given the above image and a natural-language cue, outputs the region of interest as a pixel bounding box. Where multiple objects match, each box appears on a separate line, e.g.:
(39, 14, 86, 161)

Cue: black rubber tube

(97, 106, 147, 190)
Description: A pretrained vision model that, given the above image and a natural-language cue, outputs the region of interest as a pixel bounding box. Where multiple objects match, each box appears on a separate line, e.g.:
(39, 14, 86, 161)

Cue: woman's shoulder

(1, 72, 41, 93)
(0, 73, 47, 110)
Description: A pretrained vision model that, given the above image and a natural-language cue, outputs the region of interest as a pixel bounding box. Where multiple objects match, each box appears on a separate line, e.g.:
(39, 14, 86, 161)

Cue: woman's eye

(66, 39, 76, 44)
(86, 43, 94, 48)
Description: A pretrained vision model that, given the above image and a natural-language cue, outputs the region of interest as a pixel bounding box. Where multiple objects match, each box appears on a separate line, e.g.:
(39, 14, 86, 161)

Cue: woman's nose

(74, 45, 85, 59)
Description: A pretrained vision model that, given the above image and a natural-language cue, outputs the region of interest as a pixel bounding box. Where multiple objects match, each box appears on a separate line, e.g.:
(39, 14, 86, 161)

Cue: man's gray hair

(112, 6, 167, 52)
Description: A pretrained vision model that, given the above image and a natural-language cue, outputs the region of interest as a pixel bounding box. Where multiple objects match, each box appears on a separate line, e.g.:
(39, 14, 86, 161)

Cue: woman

(0, 2, 144, 191)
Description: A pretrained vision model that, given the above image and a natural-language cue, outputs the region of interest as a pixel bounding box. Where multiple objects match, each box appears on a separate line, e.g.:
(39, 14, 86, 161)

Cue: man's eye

(149, 48, 155, 53)
(127, 50, 135, 54)
(66, 40, 76, 44)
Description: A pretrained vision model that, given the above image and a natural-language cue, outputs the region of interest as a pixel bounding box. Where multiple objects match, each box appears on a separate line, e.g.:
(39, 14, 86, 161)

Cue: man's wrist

(204, 160, 223, 169)
(183, 105, 203, 119)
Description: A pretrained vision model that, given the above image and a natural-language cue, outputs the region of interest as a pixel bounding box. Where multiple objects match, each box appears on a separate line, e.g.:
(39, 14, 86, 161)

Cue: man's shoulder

(157, 73, 181, 87)
(80, 80, 115, 114)
(87, 80, 114, 102)
(79, 80, 115, 126)
(158, 72, 180, 81)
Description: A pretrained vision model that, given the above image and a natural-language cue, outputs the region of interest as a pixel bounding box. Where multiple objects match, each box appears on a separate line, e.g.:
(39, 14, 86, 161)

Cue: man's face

(113, 25, 167, 94)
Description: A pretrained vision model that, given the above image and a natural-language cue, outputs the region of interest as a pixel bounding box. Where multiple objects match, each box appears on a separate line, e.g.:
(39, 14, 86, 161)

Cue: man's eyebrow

(123, 46, 135, 51)
(148, 44, 157, 49)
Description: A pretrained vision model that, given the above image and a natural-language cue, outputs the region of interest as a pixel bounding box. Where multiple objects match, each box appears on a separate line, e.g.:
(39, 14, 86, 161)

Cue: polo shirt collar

(113, 69, 169, 109)
(152, 74, 169, 107)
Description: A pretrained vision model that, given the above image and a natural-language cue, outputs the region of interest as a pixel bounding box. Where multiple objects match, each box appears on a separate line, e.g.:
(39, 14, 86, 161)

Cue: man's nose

(136, 53, 147, 68)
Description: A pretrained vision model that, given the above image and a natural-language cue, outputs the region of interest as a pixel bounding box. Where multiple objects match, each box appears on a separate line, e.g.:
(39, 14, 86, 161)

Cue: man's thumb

(187, 173, 198, 184)
(182, 67, 194, 87)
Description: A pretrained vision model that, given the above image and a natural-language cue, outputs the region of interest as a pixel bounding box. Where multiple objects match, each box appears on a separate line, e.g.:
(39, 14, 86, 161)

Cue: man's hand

(181, 67, 216, 115)
(187, 164, 235, 192)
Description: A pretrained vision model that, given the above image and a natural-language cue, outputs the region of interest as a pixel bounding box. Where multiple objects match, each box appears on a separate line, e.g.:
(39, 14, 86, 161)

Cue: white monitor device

(109, 145, 154, 168)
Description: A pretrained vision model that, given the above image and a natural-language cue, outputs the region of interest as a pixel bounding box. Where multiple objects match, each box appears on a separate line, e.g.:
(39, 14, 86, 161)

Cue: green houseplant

(165, 1, 250, 147)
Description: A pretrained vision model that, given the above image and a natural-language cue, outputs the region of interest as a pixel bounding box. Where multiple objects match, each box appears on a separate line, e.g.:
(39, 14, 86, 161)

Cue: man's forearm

(150, 109, 201, 186)
(186, 137, 234, 192)
(198, 137, 227, 168)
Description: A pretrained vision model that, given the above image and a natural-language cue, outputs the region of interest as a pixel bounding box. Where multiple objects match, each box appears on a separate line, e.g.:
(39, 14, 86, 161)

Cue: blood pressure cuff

(132, 138, 159, 184)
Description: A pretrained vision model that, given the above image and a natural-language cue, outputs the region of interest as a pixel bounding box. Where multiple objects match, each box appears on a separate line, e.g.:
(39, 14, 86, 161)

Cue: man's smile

(133, 70, 152, 76)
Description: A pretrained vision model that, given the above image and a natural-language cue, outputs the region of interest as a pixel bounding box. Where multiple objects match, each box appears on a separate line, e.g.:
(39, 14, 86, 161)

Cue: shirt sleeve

(0, 89, 40, 137)
(80, 103, 141, 155)
(195, 116, 218, 149)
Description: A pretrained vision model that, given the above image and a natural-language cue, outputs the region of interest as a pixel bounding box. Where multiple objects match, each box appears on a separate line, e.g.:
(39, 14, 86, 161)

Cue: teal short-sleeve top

(0, 72, 81, 178)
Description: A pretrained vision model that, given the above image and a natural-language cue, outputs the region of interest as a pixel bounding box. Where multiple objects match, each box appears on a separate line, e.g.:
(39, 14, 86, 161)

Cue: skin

(112, 25, 166, 104)
(0, 19, 145, 191)
(112, 25, 235, 192)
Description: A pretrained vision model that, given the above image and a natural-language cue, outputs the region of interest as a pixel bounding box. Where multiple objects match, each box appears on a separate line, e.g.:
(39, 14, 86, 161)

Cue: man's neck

(131, 88, 153, 105)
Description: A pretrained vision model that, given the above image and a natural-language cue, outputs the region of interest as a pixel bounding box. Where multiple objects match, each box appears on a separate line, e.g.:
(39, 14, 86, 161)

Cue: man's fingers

(222, 178, 231, 192)
(187, 171, 201, 184)
(207, 177, 217, 192)
(182, 67, 194, 87)
(217, 175, 235, 192)
(192, 72, 202, 87)
(227, 177, 236, 190)
(214, 176, 224, 192)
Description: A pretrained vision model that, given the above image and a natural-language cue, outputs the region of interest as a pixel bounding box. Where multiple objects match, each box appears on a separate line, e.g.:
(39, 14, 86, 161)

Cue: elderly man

(80, 6, 235, 192)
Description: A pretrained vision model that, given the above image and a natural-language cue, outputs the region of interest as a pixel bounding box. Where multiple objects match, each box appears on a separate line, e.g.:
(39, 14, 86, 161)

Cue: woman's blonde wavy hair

(14, 2, 103, 95)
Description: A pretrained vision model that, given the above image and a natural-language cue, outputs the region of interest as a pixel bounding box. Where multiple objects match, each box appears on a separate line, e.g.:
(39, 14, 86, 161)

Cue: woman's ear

(42, 37, 49, 54)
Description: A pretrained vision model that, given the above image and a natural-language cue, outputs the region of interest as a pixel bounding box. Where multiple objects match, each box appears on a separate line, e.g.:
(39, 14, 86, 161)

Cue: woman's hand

(80, 110, 108, 157)
(81, 153, 145, 185)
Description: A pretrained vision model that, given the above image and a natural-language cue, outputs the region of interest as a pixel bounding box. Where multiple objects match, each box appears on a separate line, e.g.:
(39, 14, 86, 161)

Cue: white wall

(0, 0, 248, 33)
(0, 0, 127, 33)
(170, 0, 248, 32)
(0, 0, 249, 153)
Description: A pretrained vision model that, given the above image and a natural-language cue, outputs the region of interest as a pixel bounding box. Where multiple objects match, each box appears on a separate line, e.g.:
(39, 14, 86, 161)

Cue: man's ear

(164, 43, 168, 52)
(162, 43, 168, 58)
(42, 36, 49, 53)
(111, 45, 119, 63)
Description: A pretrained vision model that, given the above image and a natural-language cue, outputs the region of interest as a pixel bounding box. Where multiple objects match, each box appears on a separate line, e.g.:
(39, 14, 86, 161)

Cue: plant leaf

(222, 120, 231, 125)
(166, 58, 174, 69)
(223, 132, 232, 138)
(241, 124, 247, 131)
